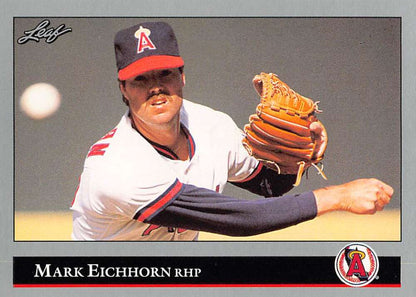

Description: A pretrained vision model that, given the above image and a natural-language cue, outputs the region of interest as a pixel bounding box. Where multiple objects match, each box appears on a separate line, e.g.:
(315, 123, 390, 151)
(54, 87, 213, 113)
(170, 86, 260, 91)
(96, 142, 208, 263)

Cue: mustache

(147, 91, 169, 101)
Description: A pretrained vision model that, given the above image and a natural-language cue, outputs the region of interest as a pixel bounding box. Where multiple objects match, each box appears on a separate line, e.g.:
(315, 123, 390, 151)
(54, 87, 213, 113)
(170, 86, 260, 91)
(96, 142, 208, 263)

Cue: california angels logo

(134, 26, 156, 54)
(335, 243, 379, 287)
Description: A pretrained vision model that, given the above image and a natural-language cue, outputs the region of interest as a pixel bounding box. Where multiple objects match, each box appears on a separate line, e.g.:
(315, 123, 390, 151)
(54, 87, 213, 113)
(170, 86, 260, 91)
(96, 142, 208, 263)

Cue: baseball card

(2, 0, 415, 296)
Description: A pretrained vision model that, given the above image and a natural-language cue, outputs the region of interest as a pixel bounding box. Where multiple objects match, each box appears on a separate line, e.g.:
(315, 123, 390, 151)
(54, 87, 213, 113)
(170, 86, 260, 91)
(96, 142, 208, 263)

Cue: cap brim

(118, 55, 184, 80)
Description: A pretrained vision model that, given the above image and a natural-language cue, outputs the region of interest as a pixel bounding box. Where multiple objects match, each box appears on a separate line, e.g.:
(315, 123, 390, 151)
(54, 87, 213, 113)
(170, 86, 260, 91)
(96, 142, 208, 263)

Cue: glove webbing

(259, 159, 327, 187)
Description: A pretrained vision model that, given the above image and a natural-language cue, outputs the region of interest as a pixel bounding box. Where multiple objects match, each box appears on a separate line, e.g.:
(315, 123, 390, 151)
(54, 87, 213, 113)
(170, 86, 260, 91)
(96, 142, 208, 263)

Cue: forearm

(148, 184, 317, 236)
(231, 165, 297, 197)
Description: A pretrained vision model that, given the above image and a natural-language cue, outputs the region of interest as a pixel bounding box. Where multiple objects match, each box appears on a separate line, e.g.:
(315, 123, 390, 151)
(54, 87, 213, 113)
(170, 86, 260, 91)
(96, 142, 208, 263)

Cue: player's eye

(134, 75, 146, 82)
(160, 70, 172, 77)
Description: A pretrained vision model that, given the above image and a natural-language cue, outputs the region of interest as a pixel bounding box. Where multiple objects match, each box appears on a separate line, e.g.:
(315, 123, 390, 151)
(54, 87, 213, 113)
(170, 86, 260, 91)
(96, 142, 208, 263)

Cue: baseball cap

(114, 22, 184, 80)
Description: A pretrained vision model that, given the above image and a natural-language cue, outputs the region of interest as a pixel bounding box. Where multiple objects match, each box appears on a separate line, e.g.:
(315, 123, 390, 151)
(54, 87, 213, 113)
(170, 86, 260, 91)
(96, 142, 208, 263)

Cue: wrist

(313, 185, 345, 215)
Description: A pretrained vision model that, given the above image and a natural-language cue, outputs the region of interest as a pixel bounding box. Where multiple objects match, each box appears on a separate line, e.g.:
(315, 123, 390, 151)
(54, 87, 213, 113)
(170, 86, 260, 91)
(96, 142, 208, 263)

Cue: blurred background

(14, 17, 401, 240)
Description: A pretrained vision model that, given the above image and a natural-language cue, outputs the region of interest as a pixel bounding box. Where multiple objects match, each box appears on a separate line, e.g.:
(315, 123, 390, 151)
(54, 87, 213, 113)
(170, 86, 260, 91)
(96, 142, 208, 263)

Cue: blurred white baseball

(20, 83, 61, 120)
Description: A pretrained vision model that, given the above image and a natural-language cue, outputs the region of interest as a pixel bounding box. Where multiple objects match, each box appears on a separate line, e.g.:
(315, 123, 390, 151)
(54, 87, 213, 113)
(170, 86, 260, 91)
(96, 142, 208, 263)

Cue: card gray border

(2, 1, 415, 296)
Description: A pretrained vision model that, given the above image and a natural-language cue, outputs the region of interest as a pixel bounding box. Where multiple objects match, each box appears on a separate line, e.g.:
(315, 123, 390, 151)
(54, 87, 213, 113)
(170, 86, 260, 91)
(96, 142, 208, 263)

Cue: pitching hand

(314, 178, 394, 215)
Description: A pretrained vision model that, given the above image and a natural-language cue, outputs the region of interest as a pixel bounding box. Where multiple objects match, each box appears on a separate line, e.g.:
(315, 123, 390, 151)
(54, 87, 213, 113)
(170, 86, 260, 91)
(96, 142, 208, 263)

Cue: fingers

(375, 200, 385, 212)
(309, 121, 328, 159)
(367, 178, 394, 213)
(379, 180, 394, 197)
(252, 75, 263, 96)
(309, 121, 323, 134)
(344, 178, 393, 215)
(371, 178, 394, 204)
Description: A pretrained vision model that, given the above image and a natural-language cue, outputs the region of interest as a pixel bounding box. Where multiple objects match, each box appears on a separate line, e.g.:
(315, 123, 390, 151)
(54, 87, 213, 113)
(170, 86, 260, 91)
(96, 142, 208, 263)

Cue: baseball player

(71, 22, 393, 241)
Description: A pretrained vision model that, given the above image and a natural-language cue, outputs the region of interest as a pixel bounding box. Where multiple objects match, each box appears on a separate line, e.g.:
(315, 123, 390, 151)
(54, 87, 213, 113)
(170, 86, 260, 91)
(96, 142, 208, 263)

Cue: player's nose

(149, 86, 164, 96)
(148, 74, 164, 88)
(146, 75, 164, 94)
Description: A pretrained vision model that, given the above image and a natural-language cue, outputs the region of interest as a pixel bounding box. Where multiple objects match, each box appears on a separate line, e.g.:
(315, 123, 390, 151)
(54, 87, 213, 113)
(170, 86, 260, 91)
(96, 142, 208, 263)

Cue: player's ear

(178, 66, 185, 87)
(119, 81, 129, 100)
(181, 72, 186, 87)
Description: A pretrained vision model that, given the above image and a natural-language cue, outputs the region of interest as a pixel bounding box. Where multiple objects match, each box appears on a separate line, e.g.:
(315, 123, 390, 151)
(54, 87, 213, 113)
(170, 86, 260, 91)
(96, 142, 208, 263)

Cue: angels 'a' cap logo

(114, 21, 184, 80)
(335, 242, 379, 287)
(135, 26, 156, 53)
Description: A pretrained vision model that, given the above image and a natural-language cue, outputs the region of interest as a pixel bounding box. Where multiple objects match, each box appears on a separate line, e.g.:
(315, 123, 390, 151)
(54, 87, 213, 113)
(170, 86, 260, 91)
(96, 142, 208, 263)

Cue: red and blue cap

(114, 22, 184, 80)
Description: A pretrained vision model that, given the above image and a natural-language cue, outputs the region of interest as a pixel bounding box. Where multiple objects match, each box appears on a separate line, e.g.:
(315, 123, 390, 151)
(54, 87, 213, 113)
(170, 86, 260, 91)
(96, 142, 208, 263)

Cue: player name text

(34, 264, 202, 278)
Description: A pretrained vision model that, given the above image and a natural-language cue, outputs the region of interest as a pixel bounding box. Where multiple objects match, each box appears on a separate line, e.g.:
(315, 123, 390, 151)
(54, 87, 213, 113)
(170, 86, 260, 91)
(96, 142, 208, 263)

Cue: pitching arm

(230, 164, 297, 197)
(146, 184, 317, 237)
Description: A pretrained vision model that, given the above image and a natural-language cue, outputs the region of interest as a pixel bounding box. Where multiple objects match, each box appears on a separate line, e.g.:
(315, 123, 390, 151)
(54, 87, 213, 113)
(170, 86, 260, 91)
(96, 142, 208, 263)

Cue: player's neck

(130, 115, 189, 161)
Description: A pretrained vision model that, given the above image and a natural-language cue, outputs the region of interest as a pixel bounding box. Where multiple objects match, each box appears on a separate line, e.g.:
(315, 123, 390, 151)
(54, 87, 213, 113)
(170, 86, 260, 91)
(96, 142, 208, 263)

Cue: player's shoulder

(83, 112, 157, 168)
(84, 112, 128, 153)
(182, 99, 235, 126)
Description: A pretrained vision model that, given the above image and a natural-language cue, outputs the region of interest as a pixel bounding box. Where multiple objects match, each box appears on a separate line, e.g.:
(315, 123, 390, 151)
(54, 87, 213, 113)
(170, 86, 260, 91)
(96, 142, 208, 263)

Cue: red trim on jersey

(135, 179, 183, 222)
(234, 162, 264, 183)
(142, 224, 188, 236)
(130, 113, 195, 161)
(149, 125, 195, 160)
(183, 125, 196, 159)
(142, 224, 162, 236)
(101, 128, 117, 139)
(87, 143, 110, 157)
(152, 145, 178, 160)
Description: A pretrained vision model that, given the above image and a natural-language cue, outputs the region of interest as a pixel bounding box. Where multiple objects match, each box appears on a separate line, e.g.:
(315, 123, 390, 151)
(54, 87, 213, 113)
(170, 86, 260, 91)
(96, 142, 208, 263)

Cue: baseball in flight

(20, 82, 61, 120)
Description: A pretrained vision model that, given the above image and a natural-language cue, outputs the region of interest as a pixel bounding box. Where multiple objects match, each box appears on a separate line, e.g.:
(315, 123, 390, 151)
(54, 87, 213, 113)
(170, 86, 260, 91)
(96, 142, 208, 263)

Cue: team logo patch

(134, 26, 156, 53)
(335, 242, 379, 287)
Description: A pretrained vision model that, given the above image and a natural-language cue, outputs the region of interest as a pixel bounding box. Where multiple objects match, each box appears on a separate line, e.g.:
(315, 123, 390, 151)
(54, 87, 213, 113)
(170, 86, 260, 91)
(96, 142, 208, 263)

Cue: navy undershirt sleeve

(230, 165, 297, 197)
(147, 184, 317, 237)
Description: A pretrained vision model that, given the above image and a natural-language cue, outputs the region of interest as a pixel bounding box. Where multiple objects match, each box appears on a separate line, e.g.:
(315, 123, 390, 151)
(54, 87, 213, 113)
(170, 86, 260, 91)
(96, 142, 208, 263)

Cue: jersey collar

(129, 113, 196, 161)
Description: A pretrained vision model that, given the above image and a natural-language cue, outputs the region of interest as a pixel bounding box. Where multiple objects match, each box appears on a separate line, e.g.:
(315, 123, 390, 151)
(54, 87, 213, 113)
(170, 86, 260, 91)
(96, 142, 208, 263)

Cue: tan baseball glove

(242, 72, 328, 186)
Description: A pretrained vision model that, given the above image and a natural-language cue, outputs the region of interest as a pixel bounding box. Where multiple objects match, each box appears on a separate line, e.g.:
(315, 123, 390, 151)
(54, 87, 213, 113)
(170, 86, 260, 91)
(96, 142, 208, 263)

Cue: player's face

(120, 68, 185, 128)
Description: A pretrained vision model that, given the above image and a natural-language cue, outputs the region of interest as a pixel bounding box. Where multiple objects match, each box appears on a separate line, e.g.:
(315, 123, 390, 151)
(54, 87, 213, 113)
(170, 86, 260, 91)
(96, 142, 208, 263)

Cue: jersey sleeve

(71, 127, 184, 222)
(72, 160, 183, 223)
(221, 114, 261, 183)
(149, 183, 318, 236)
(230, 166, 297, 197)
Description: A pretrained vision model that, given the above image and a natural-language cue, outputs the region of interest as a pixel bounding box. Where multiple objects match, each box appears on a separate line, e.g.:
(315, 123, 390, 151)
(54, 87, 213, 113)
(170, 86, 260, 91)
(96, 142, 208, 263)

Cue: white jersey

(71, 99, 260, 240)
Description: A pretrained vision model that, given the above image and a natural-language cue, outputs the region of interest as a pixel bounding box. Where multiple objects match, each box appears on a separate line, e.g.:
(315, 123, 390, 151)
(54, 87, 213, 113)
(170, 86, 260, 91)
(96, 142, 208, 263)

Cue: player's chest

(163, 140, 229, 192)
